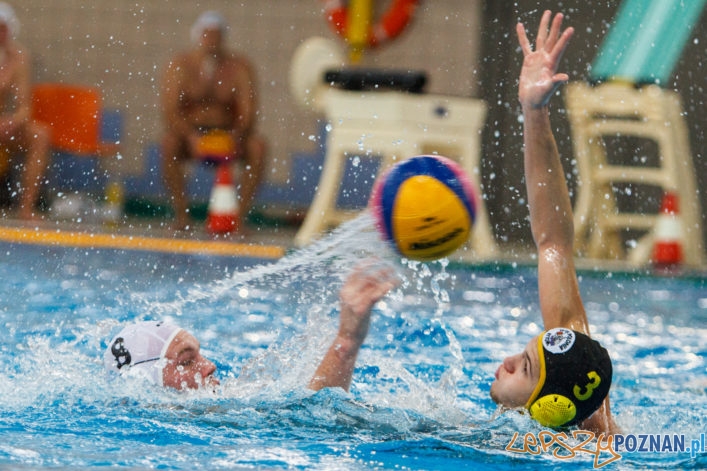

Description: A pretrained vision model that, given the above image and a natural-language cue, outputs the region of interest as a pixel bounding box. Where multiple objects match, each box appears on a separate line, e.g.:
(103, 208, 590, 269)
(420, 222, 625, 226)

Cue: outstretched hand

(309, 259, 399, 392)
(516, 10, 574, 109)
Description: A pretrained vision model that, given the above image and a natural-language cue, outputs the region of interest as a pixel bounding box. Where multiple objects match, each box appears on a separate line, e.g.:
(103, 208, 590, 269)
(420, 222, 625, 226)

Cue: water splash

(143, 210, 389, 319)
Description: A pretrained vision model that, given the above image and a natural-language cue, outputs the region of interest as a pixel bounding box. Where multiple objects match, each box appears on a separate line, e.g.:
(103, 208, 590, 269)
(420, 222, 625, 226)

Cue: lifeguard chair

(289, 37, 496, 258)
(564, 0, 705, 267)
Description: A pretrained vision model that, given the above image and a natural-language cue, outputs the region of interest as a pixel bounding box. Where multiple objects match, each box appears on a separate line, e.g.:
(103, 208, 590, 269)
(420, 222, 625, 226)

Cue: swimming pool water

(1, 215, 705, 470)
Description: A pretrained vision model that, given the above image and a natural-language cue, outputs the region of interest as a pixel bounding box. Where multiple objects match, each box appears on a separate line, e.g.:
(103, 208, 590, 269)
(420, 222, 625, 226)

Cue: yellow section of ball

(392, 175, 471, 261)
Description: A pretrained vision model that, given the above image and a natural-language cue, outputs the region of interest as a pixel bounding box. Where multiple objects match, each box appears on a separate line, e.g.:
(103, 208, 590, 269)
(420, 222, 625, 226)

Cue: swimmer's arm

(309, 263, 398, 391)
(523, 105, 587, 333)
(517, 12, 588, 333)
(308, 304, 366, 392)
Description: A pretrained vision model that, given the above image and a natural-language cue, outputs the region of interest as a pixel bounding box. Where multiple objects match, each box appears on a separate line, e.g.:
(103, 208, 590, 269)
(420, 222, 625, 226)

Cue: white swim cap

(191, 10, 226, 44)
(104, 321, 183, 386)
(0, 2, 19, 37)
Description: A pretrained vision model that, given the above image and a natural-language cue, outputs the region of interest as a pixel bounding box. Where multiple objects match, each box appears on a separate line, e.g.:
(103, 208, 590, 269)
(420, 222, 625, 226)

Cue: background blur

(11, 1, 707, 246)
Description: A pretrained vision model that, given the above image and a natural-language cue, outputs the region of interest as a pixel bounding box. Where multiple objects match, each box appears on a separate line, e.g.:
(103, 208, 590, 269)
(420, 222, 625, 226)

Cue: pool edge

(0, 226, 286, 259)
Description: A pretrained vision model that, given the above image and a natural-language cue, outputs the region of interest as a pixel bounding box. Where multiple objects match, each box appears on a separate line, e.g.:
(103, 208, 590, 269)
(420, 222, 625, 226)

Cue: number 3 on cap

(573, 371, 601, 401)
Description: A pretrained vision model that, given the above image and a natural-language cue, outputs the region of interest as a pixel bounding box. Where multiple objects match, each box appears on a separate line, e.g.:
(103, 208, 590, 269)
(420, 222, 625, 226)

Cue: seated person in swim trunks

(0, 3, 50, 220)
(161, 11, 266, 231)
(104, 261, 399, 392)
(488, 11, 617, 434)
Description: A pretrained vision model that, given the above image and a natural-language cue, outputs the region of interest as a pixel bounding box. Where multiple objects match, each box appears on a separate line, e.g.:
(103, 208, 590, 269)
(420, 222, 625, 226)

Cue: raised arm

(516, 11, 588, 333)
(309, 261, 398, 392)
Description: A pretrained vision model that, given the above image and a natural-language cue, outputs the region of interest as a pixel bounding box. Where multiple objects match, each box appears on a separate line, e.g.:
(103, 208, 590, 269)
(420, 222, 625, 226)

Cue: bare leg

(18, 123, 50, 220)
(162, 133, 191, 230)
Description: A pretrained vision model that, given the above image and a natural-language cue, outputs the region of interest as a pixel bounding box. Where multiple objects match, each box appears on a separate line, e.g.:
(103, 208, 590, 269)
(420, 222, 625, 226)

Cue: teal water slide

(590, 0, 706, 85)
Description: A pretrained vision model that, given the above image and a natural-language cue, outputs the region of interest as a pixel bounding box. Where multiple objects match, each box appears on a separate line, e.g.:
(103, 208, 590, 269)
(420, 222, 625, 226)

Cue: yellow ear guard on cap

(525, 334, 578, 428)
(529, 394, 577, 428)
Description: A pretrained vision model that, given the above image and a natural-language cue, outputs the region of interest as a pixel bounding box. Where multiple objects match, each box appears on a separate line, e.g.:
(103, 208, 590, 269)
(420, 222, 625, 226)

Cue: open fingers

(516, 22, 532, 55)
(519, 11, 571, 59)
(549, 26, 574, 66)
(544, 11, 564, 51)
(535, 10, 552, 50)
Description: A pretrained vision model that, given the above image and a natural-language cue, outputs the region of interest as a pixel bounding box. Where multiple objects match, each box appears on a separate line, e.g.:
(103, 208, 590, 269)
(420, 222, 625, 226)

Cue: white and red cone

(651, 191, 683, 268)
(207, 165, 240, 235)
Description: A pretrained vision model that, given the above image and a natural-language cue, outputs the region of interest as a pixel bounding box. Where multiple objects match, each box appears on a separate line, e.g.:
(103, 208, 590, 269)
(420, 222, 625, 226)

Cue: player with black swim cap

(489, 11, 617, 434)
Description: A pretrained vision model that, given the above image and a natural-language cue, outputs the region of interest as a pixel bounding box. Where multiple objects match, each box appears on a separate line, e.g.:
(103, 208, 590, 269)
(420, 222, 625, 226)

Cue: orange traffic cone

(651, 191, 683, 268)
(207, 165, 240, 235)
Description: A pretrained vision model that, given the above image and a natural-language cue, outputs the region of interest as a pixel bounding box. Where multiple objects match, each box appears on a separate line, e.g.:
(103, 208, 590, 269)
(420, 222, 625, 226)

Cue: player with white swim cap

(105, 262, 399, 392)
(104, 321, 213, 389)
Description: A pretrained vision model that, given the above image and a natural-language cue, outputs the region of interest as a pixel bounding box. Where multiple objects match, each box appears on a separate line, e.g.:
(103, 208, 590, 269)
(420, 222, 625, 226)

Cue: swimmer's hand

(309, 260, 399, 392)
(516, 11, 574, 109)
(338, 260, 399, 344)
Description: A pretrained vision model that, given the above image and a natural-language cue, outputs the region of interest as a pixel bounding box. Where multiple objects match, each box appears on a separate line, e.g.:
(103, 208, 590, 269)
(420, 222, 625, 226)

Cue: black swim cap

(525, 328, 612, 428)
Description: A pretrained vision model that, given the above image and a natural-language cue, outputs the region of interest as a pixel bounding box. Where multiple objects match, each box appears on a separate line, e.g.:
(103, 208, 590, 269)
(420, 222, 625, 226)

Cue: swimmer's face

(198, 27, 223, 54)
(489, 336, 541, 408)
(162, 330, 219, 390)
